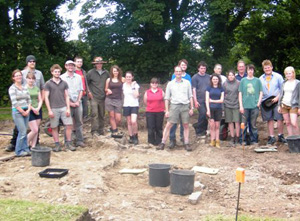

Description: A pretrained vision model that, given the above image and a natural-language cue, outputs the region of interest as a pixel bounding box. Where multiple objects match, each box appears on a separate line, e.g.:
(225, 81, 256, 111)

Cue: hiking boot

(128, 136, 134, 144)
(215, 140, 220, 148)
(227, 137, 235, 147)
(168, 139, 176, 149)
(53, 145, 62, 152)
(5, 144, 15, 152)
(133, 134, 139, 145)
(76, 141, 86, 148)
(278, 134, 287, 144)
(185, 144, 192, 151)
(156, 143, 165, 150)
(267, 136, 276, 145)
(209, 140, 216, 147)
(65, 143, 76, 151)
(180, 137, 184, 144)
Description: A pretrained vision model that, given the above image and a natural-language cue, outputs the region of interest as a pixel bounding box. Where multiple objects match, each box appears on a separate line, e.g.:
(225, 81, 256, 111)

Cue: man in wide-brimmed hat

(86, 56, 109, 137)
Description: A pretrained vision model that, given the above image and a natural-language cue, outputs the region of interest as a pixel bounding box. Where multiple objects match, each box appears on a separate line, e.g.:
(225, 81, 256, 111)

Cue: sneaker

(267, 136, 276, 145)
(156, 143, 165, 150)
(168, 139, 176, 149)
(185, 144, 192, 151)
(26, 151, 31, 156)
(76, 141, 86, 148)
(65, 143, 76, 151)
(17, 151, 28, 157)
(5, 144, 15, 152)
(278, 134, 287, 144)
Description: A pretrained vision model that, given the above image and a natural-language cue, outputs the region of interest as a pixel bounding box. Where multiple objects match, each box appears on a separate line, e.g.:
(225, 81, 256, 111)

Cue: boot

(133, 134, 139, 145)
(209, 140, 216, 147)
(128, 135, 134, 144)
(215, 140, 220, 148)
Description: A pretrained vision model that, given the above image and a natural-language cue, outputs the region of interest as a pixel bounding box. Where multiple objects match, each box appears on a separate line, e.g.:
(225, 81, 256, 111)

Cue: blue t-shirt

(206, 86, 224, 109)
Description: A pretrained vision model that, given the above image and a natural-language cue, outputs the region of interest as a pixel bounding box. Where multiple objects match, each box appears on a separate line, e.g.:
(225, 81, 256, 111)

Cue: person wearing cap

(239, 64, 263, 146)
(86, 56, 109, 137)
(44, 64, 75, 152)
(5, 55, 45, 152)
(61, 60, 85, 148)
(259, 59, 286, 145)
(74, 56, 90, 121)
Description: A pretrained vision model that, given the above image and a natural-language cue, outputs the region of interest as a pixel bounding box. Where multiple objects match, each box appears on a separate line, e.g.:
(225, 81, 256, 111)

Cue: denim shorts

(123, 106, 139, 116)
(29, 109, 42, 121)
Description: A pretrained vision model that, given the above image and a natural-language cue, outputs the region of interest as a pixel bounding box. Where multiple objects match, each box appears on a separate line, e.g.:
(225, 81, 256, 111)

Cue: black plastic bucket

(31, 146, 51, 167)
(149, 163, 171, 187)
(286, 136, 300, 153)
(170, 170, 195, 195)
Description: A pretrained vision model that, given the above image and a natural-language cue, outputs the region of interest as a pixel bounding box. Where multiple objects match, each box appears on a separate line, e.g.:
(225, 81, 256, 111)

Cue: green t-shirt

(238, 77, 262, 109)
(27, 86, 40, 108)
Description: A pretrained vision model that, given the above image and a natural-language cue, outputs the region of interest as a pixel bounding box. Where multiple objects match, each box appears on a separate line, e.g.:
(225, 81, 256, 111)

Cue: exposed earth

(0, 113, 299, 220)
(0, 85, 299, 221)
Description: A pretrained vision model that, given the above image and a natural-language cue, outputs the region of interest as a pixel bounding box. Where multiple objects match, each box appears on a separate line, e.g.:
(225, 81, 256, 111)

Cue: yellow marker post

(235, 168, 245, 221)
(240, 122, 245, 156)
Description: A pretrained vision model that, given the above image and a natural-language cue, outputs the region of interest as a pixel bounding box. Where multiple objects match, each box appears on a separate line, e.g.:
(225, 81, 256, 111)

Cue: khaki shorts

(50, 107, 73, 128)
(224, 107, 240, 123)
(168, 103, 190, 124)
(105, 97, 122, 113)
(281, 103, 298, 114)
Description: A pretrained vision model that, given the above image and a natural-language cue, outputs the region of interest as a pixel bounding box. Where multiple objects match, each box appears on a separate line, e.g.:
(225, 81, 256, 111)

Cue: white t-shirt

(123, 82, 140, 107)
(282, 80, 296, 106)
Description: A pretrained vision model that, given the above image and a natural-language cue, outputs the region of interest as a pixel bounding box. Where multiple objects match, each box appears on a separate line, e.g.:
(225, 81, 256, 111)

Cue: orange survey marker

(236, 168, 245, 183)
(240, 122, 245, 130)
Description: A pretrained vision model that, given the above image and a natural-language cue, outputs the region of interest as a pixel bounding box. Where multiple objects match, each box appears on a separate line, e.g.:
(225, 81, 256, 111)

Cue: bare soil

(0, 112, 299, 221)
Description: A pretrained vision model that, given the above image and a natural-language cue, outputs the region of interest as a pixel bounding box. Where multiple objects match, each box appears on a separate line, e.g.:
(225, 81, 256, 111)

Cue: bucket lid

(149, 163, 171, 169)
(171, 170, 195, 176)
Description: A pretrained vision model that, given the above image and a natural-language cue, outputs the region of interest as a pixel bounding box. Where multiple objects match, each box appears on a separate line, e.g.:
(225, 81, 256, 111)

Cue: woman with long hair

(8, 69, 31, 156)
(105, 65, 125, 137)
(123, 71, 140, 145)
(223, 70, 240, 146)
(143, 77, 165, 145)
(26, 72, 43, 148)
(278, 66, 300, 136)
(206, 74, 224, 148)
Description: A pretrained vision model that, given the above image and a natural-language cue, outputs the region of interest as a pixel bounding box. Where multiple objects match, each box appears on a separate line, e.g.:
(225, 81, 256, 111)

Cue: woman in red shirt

(143, 78, 165, 145)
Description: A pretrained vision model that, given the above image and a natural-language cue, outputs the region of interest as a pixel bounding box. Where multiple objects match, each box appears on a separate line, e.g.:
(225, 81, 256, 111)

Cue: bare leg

(161, 122, 173, 143)
(290, 113, 299, 135)
(183, 123, 189, 144)
(127, 116, 133, 136)
(65, 125, 73, 141)
(267, 120, 274, 136)
(210, 119, 215, 141)
(52, 127, 59, 143)
(277, 120, 284, 135)
(115, 113, 122, 127)
(131, 114, 138, 134)
(228, 122, 234, 138)
(109, 111, 117, 130)
(215, 121, 220, 140)
(235, 122, 240, 137)
(283, 113, 292, 136)
(28, 120, 39, 147)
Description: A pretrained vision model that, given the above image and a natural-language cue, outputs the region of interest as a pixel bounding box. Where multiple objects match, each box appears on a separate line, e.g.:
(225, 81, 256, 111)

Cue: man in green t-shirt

(238, 64, 263, 144)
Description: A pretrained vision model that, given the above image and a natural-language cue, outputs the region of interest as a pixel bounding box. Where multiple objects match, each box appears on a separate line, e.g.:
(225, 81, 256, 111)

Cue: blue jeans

(169, 122, 184, 141)
(12, 110, 30, 156)
(242, 108, 259, 143)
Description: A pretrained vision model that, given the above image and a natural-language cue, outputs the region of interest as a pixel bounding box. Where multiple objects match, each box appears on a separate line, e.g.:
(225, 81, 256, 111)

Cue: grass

(0, 199, 88, 221)
(0, 106, 49, 121)
(204, 214, 285, 221)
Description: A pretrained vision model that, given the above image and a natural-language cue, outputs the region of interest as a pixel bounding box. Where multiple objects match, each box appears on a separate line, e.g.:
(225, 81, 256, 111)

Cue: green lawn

(0, 106, 49, 121)
(0, 199, 88, 221)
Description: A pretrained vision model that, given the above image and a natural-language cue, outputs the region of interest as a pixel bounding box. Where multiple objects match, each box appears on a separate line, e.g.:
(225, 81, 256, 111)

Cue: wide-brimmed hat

(92, 57, 107, 64)
(262, 95, 277, 110)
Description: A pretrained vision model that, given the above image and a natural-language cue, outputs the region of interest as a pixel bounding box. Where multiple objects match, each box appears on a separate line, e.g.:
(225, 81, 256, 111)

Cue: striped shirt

(9, 84, 31, 109)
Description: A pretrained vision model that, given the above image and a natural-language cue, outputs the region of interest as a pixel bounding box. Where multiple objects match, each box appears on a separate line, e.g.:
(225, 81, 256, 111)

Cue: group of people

(7, 55, 299, 156)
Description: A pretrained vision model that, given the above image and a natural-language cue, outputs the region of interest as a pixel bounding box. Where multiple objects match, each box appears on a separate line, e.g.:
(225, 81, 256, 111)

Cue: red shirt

(75, 69, 86, 95)
(146, 88, 165, 112)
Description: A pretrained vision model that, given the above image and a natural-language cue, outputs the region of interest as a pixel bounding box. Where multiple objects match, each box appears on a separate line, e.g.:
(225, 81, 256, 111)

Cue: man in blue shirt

(259, 59, 286, 145)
